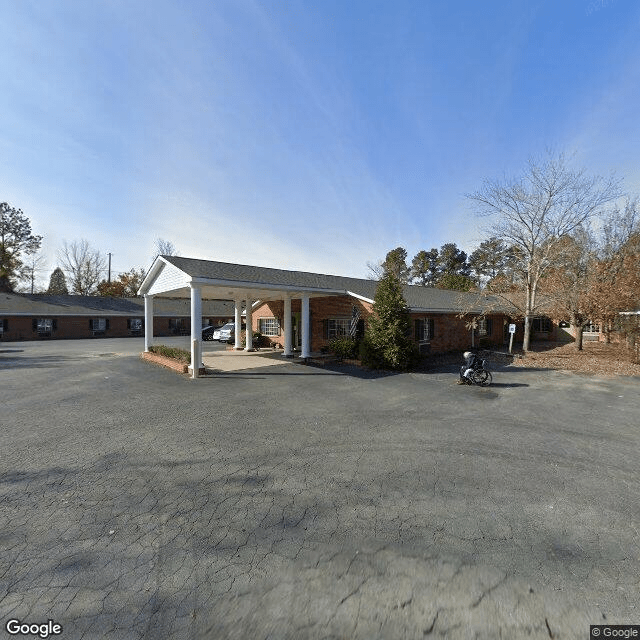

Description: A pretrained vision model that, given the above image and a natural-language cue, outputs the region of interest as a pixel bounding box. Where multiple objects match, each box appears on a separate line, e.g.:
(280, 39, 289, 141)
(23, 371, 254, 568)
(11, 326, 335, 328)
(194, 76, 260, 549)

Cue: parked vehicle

(202, 325, 221, 341)
(213, 322, 235, 342)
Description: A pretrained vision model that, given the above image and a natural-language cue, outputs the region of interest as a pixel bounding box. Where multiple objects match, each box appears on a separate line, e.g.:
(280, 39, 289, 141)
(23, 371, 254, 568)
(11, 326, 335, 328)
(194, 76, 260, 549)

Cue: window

(259, 317, 280, 336)
(90, 318, 109, 335)
(128, 318, 143, 333)
(169, 318, 186, 334)
(33, 318, 55, 336)
(532, 317, 552, 332)
(415, 318, 435, 342)
(327, 318, 351, 339)
(477, 317, 493, 336)
(0, 319, 6, 336)
(583, 321, 600, 333)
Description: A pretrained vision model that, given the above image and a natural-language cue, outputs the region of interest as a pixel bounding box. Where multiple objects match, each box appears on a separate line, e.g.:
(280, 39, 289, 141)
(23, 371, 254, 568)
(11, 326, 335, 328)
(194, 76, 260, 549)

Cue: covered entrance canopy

(137, 256, 357, 377)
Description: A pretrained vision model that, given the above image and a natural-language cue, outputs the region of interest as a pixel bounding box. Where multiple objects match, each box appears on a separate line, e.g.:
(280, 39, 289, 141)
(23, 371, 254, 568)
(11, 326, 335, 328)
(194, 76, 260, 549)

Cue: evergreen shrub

(329, 335, 358, 359)
(360, 271, 419, 371)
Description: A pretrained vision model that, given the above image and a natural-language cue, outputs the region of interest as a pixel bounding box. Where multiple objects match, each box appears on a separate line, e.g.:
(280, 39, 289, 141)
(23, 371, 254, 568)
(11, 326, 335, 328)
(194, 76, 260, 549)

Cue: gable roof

(139, 256, 512, 315)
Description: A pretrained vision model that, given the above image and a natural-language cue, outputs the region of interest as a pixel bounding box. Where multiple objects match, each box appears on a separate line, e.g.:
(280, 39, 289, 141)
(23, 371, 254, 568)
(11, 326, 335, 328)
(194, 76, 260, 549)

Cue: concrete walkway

(202, 348, 306, 372)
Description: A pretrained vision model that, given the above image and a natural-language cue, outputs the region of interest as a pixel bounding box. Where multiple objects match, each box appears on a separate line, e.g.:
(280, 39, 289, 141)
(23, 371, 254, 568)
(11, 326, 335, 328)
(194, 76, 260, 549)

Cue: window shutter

(89, 319, 93, 329)
(127, 319, 131, 329)
(33, 318, 38, 332)
(356, 319, 365, 338)
(52, 319, 57, 331)
(3, 319, 8, 331)
(486, 318, 493, 336)
(428, 318, 435, 340)
(323, 319, 328, 339)
(414, 319, 421, 341)
(106, 319, 110, 330)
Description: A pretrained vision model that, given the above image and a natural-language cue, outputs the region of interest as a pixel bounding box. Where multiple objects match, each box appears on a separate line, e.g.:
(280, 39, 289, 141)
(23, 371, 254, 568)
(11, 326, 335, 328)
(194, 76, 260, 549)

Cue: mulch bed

(517, 340, 640, 377)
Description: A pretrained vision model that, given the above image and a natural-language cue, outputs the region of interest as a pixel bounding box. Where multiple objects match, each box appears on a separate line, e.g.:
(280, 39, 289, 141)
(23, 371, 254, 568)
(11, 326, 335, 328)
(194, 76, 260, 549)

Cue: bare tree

(152, 238, 177, 263)
(366, 260, 384, 280)
(539, 226, 596, 350)
(21, 251, 47, 294)
(58, 239, 106, 295)
(587, 197, 640, 342)
(467, 151, 622, 351)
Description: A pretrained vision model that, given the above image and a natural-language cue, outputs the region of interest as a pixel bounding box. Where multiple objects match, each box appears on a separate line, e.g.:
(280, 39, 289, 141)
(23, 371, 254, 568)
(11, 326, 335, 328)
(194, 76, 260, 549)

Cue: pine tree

(360, 271, 418, 371)
(381, 247, 410, 283)
(46, 267, 69, 294)
(0, 202, 43, 292)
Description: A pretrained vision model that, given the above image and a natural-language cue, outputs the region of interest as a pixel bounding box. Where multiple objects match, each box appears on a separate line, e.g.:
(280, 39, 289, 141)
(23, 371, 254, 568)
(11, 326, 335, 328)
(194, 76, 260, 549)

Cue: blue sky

(1, 0, 639, 287)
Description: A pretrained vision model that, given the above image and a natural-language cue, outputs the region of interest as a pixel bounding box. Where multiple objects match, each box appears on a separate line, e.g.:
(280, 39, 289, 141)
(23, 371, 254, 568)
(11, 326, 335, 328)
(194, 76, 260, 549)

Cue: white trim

(138, 256, 186, 295)
(190, 286, 202, 378)
(301, 294, 310, 358)
(244, 299, 253, 351)
(283, 295, 292, 357)
(188, 276, 346, 296)
(345, 291, 374, 304)
(144, 295, 154, 352)
(234, 299, 243, 350)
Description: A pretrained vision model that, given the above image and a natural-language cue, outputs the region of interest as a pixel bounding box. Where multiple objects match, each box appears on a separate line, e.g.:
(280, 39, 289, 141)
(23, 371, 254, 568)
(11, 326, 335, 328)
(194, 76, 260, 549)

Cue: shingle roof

(162, 256, 512, 314)
(0, 293, 234, 317)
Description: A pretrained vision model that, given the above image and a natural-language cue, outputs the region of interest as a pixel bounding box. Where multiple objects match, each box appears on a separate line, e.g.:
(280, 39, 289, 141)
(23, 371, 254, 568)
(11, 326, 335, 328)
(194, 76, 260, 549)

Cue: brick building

(138, 256, 514, 376)
(0, 293, 234, 342)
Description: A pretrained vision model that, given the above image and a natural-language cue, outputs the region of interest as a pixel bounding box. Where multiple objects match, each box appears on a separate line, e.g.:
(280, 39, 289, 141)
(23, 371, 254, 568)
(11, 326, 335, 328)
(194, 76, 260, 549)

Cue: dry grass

(517, 340, 640, 377)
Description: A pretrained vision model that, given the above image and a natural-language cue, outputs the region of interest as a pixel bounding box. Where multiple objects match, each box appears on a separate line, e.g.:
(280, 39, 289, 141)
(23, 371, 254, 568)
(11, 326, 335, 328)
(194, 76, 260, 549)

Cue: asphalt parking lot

(1, 338, 639, 639)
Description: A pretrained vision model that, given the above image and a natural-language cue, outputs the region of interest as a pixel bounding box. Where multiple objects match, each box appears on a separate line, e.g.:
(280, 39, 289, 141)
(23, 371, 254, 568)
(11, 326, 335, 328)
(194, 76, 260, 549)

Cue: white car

(213, 322, 235, 342)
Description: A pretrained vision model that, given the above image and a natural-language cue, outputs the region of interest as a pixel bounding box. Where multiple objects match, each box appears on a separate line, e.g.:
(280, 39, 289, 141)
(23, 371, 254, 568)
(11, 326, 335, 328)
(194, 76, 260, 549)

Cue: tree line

(3, 152, 639, 353)
(368, 151, 640, 352)
(0, 205, 176, 298)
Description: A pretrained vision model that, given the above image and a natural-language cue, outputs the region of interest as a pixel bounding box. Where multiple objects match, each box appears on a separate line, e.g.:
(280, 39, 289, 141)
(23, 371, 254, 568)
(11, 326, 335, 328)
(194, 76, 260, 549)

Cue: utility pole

(108, 253, 112, 283)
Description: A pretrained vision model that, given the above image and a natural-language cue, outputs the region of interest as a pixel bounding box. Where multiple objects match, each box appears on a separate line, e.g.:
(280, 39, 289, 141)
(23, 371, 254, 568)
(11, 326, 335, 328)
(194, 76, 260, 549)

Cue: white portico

(138, 256, 348, 378)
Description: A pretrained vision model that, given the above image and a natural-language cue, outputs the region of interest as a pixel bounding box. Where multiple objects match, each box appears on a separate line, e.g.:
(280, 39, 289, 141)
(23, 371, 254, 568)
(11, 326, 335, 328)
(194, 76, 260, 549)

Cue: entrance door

(292, 312, 301, 350)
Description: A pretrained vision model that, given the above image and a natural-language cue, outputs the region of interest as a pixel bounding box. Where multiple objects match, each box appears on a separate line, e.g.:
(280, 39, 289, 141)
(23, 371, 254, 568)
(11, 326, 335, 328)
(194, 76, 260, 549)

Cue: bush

(149, 345, 191, 364)
(329, 335, 359, 360)
(239, 330, 263, 348)
(358, 335, 384, 368)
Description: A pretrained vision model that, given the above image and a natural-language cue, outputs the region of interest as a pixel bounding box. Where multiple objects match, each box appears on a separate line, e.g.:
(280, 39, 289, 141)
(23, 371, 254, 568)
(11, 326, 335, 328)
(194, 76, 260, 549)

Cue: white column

(244, 298, 254, 351)
(301, 294, 310, 358)
(144, 294, 154, 352)
(283, 294, 292, 357)
(190, 285, 202, 378)
(234, 299, 243, 350)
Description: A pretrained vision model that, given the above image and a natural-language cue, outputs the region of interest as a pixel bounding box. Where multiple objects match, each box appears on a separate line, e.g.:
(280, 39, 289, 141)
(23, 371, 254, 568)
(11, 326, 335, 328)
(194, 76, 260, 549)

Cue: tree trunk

(523, 315, 531, 352)
(575, 324, 584, 351)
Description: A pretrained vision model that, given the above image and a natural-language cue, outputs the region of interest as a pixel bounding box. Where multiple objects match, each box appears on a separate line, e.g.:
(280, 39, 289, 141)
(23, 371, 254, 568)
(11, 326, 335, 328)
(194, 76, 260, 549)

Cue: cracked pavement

(1, 338, 639, 638)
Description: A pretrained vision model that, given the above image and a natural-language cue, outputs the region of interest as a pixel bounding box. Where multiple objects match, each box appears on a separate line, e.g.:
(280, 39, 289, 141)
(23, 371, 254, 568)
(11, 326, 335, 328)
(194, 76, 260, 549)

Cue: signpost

(508, 323, 516, 353)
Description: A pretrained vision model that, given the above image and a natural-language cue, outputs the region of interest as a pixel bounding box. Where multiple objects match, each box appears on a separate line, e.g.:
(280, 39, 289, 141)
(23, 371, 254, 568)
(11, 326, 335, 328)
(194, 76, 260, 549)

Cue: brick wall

(0, 315, 230, 341)
(252, 297, 373, 351)
(252, 295, 507, 354)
